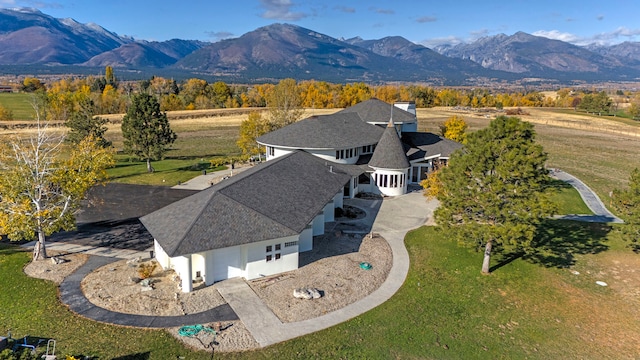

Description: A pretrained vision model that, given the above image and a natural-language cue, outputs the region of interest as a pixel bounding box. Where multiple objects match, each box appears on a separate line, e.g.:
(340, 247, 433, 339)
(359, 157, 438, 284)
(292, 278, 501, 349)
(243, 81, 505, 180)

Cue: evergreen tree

(121, 93, 177, 173)
(65, 97, 111, 148)
(612, 168, 640, 250)
(434, 116, 555, 273)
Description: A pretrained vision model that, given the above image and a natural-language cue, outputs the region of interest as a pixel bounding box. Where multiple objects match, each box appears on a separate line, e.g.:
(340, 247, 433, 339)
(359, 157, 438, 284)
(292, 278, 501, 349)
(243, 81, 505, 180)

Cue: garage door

(212, 246, 243, 282)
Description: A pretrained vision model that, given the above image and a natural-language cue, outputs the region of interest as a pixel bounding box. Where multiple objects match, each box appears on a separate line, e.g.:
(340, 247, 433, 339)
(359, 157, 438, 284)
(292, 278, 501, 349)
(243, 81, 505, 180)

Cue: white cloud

(533, 30, 581, 43)
(534, 27, 640, 46)
(205, 31, 234, 41)
(419, 35, 465, 49)
(259, 0, 307, 21)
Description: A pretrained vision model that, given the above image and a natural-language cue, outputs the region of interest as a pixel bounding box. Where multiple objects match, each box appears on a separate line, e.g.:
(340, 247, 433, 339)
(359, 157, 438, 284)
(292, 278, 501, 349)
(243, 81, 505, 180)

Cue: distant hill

(433, 32, 639, 80)
(173, 23, 500, 83)
(1, 7, 640, 83)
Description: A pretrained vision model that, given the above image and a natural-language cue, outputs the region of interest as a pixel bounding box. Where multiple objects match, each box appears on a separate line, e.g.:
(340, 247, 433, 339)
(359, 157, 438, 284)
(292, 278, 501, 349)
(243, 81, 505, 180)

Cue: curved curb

(59, 256, 238, 328)
(550, 168, 623, 223)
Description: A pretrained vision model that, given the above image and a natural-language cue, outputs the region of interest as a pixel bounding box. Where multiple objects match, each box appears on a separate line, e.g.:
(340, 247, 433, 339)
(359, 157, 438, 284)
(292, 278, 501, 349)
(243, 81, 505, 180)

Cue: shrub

(0, 105, 13, 120)
(137, 262, 157, 279)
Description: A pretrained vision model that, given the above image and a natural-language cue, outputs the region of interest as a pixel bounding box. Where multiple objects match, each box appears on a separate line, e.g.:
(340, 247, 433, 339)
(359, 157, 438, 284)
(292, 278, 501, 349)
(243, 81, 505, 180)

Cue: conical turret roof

(368, 120, 410, 169)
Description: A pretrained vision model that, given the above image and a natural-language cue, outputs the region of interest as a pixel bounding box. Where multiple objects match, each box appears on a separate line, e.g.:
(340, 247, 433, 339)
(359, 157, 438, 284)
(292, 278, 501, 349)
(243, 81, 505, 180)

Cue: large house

(140, 99, 461, 292)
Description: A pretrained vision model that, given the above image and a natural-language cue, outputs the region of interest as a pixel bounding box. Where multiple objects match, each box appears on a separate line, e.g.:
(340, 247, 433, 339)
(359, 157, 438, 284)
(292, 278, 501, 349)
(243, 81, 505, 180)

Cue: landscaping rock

(51, 256, 68, 265)
(293, 287, 322, 300)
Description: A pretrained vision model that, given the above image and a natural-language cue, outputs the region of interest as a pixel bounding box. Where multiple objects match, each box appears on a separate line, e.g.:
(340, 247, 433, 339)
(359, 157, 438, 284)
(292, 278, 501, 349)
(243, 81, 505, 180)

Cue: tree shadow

(112, 352, 150, 360)
(490, 219, 610, 272)
(528, 219, 610, 268)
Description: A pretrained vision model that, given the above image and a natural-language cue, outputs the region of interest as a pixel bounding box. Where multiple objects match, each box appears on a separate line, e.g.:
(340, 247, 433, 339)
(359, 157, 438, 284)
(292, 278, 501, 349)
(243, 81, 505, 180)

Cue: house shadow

(299, 203, 379, 267)
(490, 219, 611, 272)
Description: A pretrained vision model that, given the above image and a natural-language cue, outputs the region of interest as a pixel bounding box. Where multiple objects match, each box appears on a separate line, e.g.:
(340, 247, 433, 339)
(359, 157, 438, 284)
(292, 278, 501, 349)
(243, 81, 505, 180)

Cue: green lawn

(106, 156, 227, 186)
(548, 179, 593, 215)
(0, 92, 35, 120)
(2, 221, 637, 359)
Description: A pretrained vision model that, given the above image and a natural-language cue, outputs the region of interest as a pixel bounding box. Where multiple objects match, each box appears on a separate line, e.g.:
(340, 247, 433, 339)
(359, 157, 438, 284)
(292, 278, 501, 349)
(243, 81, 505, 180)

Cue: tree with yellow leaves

(439, 115, 468, 143)
(0, 113, 114, 260)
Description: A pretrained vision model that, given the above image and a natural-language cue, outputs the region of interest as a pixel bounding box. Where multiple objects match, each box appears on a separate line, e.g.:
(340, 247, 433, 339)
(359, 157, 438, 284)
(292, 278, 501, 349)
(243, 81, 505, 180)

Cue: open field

(0, 92, 33, 120)
(417, 107, 640, 200)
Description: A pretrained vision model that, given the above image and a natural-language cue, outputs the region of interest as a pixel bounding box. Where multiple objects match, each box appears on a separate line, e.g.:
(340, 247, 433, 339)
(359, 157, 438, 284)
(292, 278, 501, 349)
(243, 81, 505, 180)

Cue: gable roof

(337, 98, 416, 125)
(402, 132, 463, 161)
(140, 151, 353, 257)
(368, 121, 411, 170)
(256, 112, 384, 150)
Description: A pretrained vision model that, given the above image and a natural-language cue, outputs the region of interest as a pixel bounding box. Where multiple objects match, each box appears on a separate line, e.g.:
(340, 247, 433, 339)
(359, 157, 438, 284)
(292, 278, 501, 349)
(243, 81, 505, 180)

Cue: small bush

(137, 262, 157, 279)
(0, 105, 13, 120)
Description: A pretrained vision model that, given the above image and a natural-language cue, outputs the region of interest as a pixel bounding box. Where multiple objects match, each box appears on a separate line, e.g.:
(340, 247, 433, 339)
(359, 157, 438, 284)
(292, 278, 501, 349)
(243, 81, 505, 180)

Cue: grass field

(0, 92, 34, 120)
(2, 221, 639, 359)
(2, 105, 640, 358)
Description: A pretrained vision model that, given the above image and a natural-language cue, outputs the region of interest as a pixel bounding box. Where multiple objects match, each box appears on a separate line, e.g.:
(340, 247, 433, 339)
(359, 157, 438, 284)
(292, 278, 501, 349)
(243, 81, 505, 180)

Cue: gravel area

(24, 251, 89, 284)
(249, 231, 391, 322)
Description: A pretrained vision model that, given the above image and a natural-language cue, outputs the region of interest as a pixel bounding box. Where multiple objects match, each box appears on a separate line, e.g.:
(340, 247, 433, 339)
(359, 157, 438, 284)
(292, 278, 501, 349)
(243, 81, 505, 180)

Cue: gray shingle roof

(256, 112, 384, 149)
(368, 122, 411, 169)
(140, 151, 353, 257)
(402, 132, 463, 161)
(337, 98, 416, 124)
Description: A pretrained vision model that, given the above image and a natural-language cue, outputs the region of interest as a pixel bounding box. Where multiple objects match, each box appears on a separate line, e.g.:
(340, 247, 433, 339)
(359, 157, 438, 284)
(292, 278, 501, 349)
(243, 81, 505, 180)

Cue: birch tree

(0, 114, 114, 260)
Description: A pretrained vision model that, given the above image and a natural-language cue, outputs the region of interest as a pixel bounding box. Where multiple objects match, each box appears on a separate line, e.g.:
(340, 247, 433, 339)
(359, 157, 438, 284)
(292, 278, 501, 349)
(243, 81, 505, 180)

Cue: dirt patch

(24, 251, 89, 284)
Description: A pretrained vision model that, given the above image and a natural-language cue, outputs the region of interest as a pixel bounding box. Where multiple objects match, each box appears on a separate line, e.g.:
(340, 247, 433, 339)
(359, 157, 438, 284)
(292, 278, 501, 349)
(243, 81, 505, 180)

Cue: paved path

(551, 168, 623, 223)
(59, 256, 238, 328)
(215, 192, 437, 347)
(22, 240, 150, 260)
(172, 165, 252, 190)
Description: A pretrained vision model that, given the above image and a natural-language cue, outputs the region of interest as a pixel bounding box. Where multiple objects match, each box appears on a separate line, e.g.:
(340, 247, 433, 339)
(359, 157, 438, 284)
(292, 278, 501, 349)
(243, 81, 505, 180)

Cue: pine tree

(434, 116, 555, 273)
(612, 168, 640, 250)
(121, 93, 177, 173)
(65, 97, 111, 148)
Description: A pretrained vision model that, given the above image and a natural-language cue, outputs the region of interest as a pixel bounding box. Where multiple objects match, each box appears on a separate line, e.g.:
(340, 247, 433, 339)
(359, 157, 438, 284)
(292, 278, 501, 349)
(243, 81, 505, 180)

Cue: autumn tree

(434, 116, 554, 274)
(121, 93, 177, 173)
(237, 111, 270, 158)
(0, 116, 114, 260)
(21, 77, 45, 92)
(267, 78, 304, 128)
(65, 97, 111, 148)
(612, 168, 640, 250)
(0, 104, 13, 120)
(439, 115, 468, 143)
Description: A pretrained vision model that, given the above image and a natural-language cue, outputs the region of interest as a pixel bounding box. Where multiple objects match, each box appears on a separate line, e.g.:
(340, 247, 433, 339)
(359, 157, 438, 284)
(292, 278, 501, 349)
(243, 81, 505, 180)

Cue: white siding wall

(245, 235, 299, 280)
(312, 213, 325, 236)
(323, 201, 335, 222)
(299, 226, 313, 252)
(192, 253, 205, 281)
(170, 255, 193, 293)
(154, 240, 170, 269)
(372, 168, 409, 196)
(266, 146, 294, 161)
(333, 192, 343, 209)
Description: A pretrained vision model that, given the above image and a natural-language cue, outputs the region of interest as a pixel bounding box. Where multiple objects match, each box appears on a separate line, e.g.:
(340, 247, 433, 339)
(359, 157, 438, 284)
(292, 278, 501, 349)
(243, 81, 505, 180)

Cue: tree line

(5, 67, 640, 122)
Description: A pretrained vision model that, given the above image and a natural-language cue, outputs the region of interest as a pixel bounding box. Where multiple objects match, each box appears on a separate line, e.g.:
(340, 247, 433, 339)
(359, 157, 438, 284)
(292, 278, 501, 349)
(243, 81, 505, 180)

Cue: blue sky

(2, 0, 640, 47)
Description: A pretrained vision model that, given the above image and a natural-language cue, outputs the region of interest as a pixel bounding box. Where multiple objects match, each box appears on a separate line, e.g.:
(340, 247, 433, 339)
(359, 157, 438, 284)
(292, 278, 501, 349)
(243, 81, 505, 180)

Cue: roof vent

(329, 165, 333, 173)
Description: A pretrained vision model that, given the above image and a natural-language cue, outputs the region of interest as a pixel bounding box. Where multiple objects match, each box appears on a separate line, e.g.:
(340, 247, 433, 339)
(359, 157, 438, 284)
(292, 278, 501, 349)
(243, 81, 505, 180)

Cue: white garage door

(212, 246, 243, 282)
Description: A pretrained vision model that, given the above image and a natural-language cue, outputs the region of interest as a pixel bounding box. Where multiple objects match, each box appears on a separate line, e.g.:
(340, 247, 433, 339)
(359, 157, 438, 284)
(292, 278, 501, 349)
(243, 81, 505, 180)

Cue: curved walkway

(551, 168, 623, 223)
(59, 256, 238, 328)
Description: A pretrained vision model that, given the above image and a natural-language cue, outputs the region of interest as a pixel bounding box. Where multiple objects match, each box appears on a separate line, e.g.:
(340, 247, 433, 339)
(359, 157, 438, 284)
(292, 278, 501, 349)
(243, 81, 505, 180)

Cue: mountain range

(1, 7, 640, 84)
